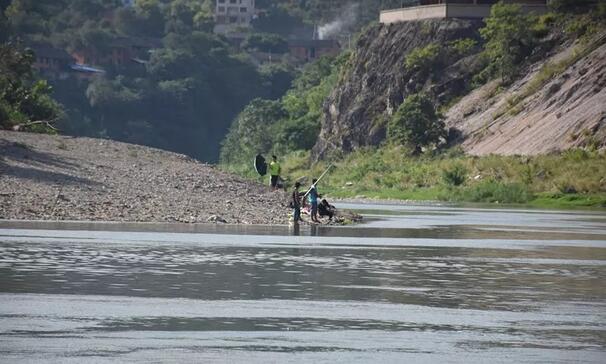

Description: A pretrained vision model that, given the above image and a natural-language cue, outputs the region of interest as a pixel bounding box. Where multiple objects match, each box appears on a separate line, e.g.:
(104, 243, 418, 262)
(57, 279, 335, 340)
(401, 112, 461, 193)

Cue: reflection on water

(1, 243, 605, 310)
(0, 204, 605, 363)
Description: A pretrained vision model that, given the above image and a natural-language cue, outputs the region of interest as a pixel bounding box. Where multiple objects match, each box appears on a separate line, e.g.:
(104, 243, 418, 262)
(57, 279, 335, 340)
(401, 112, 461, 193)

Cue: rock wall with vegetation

(312, 3, 606, 159)
(312, 19, 485, 159)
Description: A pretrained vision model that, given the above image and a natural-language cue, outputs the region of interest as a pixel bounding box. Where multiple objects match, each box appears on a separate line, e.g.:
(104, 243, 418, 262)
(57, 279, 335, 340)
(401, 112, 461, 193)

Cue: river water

(0, 203, 605, 363)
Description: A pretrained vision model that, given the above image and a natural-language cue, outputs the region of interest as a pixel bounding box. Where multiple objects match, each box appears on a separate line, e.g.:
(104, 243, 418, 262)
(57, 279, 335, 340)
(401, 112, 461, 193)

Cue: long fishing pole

(302, 164, 334, 199)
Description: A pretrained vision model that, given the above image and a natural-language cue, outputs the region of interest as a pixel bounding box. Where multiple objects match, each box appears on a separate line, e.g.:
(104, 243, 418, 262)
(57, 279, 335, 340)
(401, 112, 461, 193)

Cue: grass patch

(298, 146, 604, 209)
(222, 145, 606, 209)
(531, 192, 606, 209)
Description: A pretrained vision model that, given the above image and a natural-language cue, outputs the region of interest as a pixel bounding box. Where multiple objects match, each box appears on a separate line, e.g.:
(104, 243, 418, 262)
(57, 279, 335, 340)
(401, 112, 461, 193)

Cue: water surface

(1, 204, 605, 363)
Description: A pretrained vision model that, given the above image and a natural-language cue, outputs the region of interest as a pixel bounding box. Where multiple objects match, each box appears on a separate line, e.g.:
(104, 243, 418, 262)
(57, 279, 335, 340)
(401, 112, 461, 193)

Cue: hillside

(312, 15, 606, 159)
(313, 19, 485, 159)
(446, 35, 606, 155)
(0, 131, 288, 224)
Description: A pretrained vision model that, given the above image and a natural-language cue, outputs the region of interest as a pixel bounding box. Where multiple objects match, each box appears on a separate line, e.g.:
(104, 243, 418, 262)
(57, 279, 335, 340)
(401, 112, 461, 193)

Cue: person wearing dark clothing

(318, 199, 335, 221)
(291, 181, 304, 224)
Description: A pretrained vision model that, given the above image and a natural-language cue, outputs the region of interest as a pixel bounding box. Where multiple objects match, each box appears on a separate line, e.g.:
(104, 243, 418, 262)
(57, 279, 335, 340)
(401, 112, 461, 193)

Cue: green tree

(480, 2, 536, 81)
(220, 99, 286, 164)
(387, 93, 446, 154)
(0, 43, 62, 132)
(259, 63, 296, 100)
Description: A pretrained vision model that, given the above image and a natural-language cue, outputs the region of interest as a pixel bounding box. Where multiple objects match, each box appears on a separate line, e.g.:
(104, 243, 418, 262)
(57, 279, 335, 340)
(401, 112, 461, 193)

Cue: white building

(214, 0, 255, 34)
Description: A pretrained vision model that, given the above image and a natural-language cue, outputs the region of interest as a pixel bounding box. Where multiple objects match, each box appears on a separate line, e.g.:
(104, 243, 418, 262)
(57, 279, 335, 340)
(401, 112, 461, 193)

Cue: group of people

(291, 179, 335, 225)
(268, 155, 335, 225)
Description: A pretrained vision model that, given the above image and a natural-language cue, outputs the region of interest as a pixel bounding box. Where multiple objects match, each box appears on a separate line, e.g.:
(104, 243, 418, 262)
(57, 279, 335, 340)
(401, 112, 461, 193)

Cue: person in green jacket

(268, 155, 281, 190)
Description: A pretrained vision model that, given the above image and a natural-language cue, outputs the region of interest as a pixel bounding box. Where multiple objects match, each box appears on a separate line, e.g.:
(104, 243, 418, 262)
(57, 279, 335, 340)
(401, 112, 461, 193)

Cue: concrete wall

(380, 5, 447, 23)
(380, 3, 548, 24)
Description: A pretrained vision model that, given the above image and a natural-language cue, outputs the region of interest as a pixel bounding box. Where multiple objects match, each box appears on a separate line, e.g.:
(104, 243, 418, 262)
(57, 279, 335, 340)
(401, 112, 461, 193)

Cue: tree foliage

(220, 54, 347, 166)
(387, 93, 446, 153)
(3, 0, 407, 161)
(3, 0, 297, 161)
(404, 43, 442, 74)
(479, 2, 536, 81)
(0, 43, 62, 132)
(220, 99, 286, 165)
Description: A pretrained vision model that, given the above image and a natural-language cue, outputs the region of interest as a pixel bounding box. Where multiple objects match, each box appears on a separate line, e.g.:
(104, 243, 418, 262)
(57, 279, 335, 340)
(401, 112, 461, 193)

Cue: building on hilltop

(214, 0, 256, 35)
(380, 0, 549, 24)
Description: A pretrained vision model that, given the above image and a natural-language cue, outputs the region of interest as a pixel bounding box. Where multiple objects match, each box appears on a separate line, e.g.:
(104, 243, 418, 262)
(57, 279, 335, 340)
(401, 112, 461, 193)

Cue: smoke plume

(318, 3, 359, 40)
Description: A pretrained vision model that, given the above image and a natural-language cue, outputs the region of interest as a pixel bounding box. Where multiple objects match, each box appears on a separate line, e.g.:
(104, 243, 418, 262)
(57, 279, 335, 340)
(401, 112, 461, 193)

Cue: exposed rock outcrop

(312, 19, 484, 160)
(313, 19, 606, 159)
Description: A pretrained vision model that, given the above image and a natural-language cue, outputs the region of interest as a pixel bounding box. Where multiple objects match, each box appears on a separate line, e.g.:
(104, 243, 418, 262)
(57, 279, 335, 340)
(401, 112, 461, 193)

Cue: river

(1, 203, 605, 363)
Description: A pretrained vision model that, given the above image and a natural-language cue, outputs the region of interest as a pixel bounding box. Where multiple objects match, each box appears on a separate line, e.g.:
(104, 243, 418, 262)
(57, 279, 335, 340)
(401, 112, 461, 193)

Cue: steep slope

(313, 19, 606, 159)
(445, 34, 606, 155)
(312, 19, 484, 159)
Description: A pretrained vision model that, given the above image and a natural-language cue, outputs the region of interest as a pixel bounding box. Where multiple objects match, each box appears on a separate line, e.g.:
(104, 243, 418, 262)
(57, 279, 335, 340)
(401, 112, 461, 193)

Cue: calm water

(1, 204, 605, 363)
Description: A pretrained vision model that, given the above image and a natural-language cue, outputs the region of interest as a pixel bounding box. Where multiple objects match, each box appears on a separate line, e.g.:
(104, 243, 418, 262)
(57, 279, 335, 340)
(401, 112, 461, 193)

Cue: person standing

(308, 178, 320, 223)
(268, 155, 281, 190)
(291, 181, 304, 225)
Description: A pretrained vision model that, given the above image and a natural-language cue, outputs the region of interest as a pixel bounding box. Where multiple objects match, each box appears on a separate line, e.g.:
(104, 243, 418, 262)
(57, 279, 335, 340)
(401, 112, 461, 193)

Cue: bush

(442, 164, 467, 186)
(479, 2, 537, 81)
(387, 93, 446, 153)
(0, 44, 62, 133)
(449, 38, 477, 57)
(404, 43, 442, 73)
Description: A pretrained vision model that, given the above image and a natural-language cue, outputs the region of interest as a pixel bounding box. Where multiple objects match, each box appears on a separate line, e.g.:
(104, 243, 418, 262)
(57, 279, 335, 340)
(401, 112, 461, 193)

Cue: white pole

(302, 164, 334, 199)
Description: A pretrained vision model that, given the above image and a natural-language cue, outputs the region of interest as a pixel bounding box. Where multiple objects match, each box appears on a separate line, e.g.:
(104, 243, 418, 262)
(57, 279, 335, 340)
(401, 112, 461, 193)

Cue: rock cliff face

(312, 19, 484, 159)
(313, 19, 606, 159)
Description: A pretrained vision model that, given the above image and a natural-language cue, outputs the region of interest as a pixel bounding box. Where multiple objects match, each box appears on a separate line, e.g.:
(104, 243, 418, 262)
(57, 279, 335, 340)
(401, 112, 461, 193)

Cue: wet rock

(207, 215, 227, 223)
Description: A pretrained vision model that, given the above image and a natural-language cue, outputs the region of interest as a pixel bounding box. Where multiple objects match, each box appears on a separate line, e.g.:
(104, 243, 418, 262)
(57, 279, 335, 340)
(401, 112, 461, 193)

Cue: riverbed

(1, 204, 605, 363)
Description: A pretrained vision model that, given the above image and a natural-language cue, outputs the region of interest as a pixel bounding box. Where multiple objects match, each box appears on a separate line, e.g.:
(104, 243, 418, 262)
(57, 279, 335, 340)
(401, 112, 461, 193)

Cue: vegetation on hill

(220, 2, 606, 208)
(0, 43, 62, 133)
(1, 0, 410, 161)
(220, 54, 347, 175)
(1, 0, 294, 161)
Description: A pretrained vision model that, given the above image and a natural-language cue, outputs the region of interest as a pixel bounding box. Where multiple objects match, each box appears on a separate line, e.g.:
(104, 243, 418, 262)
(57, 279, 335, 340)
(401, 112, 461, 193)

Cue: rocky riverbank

(0, 131, 291, 224)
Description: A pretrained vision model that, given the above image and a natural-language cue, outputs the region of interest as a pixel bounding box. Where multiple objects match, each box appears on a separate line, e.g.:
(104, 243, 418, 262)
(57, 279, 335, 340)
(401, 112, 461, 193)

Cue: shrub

(387, 93, 446, 153)
(404, 43, 442, 73)
(449, 38, 477, 57)
(479, 2, 537, 81)
(442, 164, 467, 186)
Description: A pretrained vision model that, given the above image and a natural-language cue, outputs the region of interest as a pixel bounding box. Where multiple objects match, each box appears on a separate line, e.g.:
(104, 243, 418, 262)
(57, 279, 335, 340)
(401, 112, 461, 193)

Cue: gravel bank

(0, 131, 290, 224)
